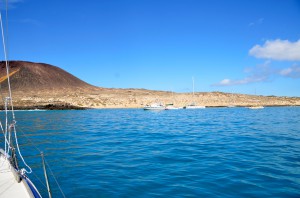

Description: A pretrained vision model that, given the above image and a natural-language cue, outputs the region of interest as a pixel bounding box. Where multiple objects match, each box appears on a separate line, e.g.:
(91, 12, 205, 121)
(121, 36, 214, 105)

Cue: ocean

(14, 107, 300, 197)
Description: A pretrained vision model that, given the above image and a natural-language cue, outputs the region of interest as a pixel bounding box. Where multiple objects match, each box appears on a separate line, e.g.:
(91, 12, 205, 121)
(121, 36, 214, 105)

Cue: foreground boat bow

(0, 149, 42, 198)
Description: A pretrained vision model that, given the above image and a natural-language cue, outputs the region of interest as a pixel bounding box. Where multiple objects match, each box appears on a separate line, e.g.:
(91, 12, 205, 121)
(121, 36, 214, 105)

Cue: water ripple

(10, 107, 300, 197)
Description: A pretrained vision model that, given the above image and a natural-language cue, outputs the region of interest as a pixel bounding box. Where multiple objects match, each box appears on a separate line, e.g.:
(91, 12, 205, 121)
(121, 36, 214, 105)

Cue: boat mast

(192, 77, 195, 103)
(192, 77, 194, 96)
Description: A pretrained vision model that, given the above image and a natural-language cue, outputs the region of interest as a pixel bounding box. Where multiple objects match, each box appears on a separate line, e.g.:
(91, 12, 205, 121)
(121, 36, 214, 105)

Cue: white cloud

(218, 79, 231, 86)
(214, 76, 267, 86)
(249, 39, 300, 61)
(213, 61, 272, 86)
(214, 39, 300, 87)
(213, 61, 300, 86)
(279, 64, 300, 78)
(280, 68, 292, 76)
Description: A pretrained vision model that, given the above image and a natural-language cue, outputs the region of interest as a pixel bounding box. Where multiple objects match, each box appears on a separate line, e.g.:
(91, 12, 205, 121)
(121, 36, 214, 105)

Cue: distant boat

(144, 102, 165, 110)
(165, 103, 179, 110)
(165, 89, 179, 110)
(184, 102, 206, 109)
(227, 105, 236, 108)
(247, 106, 264, 109)
(184, 77, 206, 109)
(247, 96, 264, 109)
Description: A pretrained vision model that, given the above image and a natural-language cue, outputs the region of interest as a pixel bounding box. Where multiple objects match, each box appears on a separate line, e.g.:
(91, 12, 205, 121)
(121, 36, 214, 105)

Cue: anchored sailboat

(165, 89, 179, 110)
(184, 77, 206, 109)
(143, 101, 165, 110)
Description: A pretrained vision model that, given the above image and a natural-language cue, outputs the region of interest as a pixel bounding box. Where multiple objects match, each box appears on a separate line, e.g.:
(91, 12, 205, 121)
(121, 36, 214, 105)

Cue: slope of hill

(0, 61, 97, 92)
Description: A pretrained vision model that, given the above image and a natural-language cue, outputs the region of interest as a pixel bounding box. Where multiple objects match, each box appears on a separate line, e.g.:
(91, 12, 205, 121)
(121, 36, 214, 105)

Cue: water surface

(14, 107, 300, 197)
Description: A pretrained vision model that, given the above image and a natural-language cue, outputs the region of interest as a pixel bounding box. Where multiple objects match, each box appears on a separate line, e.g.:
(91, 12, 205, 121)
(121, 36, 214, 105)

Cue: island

(0, 61, 299, 110)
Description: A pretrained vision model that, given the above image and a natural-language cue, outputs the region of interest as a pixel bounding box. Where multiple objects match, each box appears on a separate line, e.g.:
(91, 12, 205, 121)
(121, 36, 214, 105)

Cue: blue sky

(2, 0, 300, 96)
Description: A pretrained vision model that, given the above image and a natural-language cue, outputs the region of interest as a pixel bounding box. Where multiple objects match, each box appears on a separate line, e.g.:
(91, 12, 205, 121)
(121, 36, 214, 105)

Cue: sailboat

(0, 4, 43, 197)
(246, 89, 264, 109)
(143, 101, 165, 110)
(165, 103, 179, 110)
(165, 89, 179, 110)
(184, 77, 206, 109)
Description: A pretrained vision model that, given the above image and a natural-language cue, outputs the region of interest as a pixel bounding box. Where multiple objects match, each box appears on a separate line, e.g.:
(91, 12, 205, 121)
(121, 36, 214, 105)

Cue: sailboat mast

(192, 77, 195, 97)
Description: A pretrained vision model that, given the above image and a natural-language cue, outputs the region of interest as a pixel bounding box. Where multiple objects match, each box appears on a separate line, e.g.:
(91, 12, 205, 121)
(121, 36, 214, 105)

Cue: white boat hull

(0, 151, 42, 198)
(144, 107, 165, 110)
(247, 106, 264, 109)
(185, 105, 206, 109)
(143, 103, 165, 110)
(165, 106, 179, 110)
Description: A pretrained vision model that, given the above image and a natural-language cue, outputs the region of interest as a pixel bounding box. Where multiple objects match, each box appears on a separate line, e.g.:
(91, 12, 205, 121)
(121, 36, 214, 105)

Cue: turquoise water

(14, 107, 300, 197)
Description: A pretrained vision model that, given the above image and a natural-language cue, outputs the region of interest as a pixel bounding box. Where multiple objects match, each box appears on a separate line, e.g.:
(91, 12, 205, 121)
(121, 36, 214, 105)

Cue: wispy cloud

(213, 61, 272, 86)
(214, 38, 300, 87)
(249, 39, 300, 61)
(214, 76, 266, 86)
(0, 0, 23, 9)
(279, 64, 300, 78)
(248, 18, 264, 27)
(213, 61, 300, 86)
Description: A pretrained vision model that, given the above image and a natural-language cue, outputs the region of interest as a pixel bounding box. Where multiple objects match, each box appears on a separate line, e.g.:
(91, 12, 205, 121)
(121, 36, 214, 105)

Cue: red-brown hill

(0, 61, 98, 92)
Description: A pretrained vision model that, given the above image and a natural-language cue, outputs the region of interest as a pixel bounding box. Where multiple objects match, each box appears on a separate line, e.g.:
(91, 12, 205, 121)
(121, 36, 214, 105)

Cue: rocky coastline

(0, 103, 87, 110)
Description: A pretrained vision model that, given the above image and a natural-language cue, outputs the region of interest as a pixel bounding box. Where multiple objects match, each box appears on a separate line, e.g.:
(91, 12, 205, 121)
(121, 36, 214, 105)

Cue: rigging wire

(0, 1, 29, 173)
(12, 124, 32, 173)
(17, 126, 66, 197)
(45, 159, 66, 198)
(32, 169, 48, 189)
(4, 97, 9, 157)
(0, 8, 14, 119)
(0, 1, 5, 106)
(0, 2, 65, 196)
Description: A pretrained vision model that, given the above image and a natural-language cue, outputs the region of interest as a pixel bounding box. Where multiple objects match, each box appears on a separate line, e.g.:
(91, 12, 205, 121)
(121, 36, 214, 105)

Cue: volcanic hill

(0, 61, 97, 92)
(0, 61, 299, 109)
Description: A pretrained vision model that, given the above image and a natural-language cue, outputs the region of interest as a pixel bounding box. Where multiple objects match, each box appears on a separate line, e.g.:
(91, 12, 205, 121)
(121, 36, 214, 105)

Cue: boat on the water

(144, 103, 165, 110)
(247, 106, 264, 109)
(227, 105, 236, 108)
(184, 102, 206, 109)
(165, 103, 179, 110)
(184, 77, 206, 109)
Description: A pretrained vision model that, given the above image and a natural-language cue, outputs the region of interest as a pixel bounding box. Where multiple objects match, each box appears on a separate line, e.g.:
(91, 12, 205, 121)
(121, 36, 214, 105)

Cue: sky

(1, 0, 300, 96)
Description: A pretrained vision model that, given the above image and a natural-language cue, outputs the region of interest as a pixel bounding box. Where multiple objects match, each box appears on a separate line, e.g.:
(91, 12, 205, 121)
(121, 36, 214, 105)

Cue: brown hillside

(0, 61, 97, 92)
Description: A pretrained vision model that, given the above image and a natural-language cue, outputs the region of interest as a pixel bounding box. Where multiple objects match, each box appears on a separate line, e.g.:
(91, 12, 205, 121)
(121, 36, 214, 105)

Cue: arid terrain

(0, 61, 299, 109)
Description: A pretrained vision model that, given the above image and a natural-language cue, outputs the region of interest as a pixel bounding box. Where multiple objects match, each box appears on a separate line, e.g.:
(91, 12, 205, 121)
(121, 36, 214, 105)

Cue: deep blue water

(13, 107, 300, 197)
